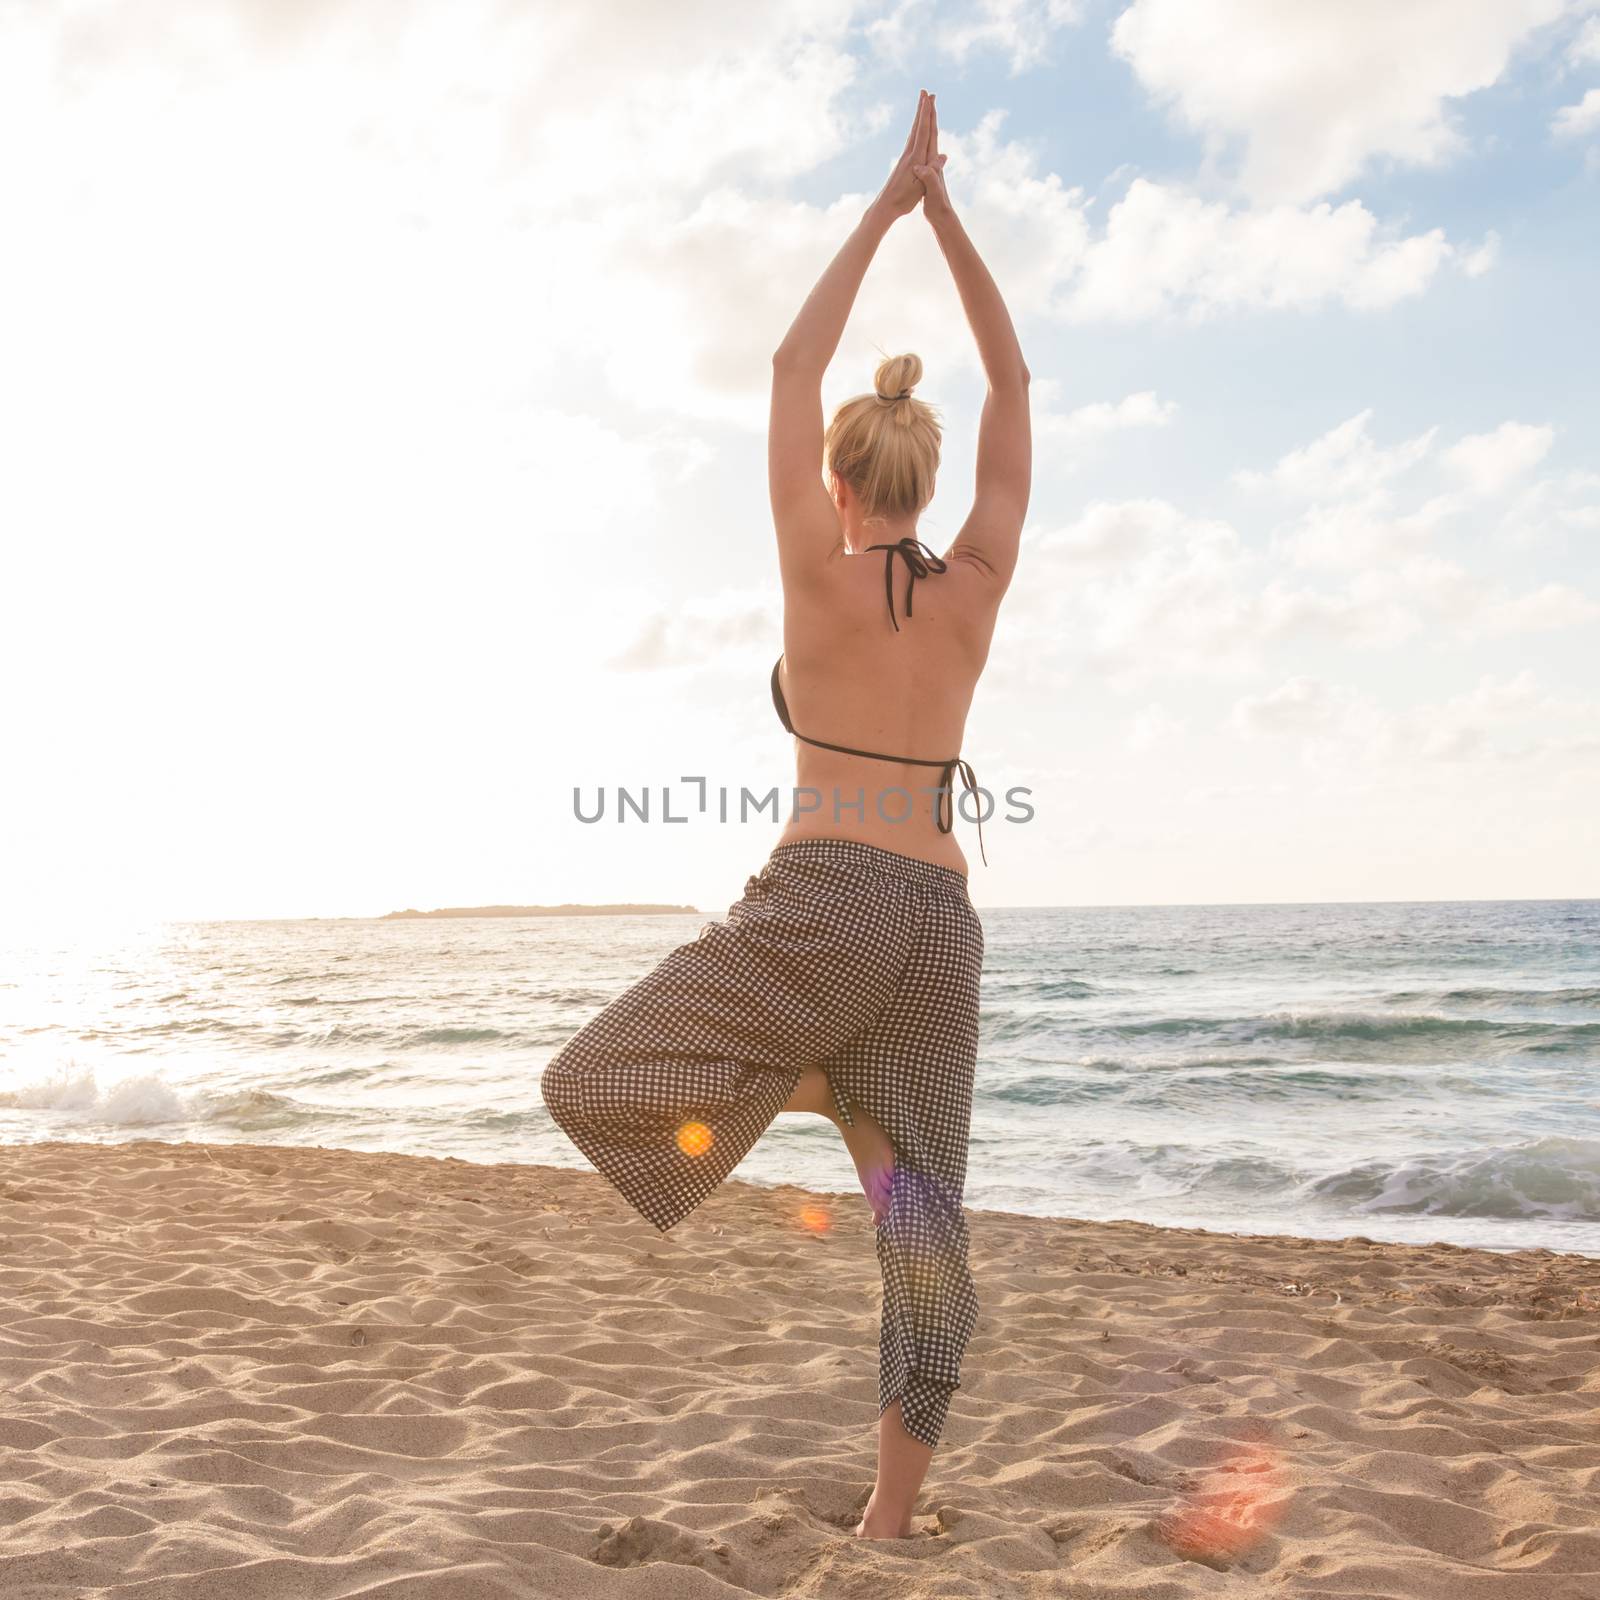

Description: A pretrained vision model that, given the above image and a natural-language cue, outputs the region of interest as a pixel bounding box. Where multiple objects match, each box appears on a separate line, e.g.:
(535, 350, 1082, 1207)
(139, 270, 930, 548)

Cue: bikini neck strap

(863, 536, 947, 632)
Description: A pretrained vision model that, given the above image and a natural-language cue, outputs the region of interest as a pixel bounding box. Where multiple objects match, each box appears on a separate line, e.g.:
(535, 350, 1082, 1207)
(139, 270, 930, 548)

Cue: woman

(542, 88, 1030, 1540)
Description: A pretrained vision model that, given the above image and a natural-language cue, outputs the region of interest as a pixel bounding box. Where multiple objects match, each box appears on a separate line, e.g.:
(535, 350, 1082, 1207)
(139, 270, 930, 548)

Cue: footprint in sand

(592, 1515, 733, 1573)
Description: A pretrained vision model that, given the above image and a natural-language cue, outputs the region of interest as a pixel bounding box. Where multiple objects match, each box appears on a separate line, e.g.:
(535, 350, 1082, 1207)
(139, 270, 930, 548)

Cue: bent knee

(540, 1049, 586, 1123)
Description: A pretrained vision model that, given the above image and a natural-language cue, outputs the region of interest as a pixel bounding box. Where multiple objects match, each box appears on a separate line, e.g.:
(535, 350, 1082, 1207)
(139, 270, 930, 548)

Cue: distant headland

(380, 903, 700, 920)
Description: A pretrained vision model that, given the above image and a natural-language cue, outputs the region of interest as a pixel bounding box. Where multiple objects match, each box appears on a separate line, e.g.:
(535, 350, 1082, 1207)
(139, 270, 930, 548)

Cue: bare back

(774, 543, 1004, 871)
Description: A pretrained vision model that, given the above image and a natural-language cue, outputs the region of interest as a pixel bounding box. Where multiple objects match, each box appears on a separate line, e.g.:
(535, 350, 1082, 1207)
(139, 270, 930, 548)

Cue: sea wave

(1304, 1136, 1600, 1222)
(0, 1069, 327, 1130)
(982, 976, 1101, 1001)
(0, 1068, 192, 1126)
(981, 1060, 1500, 1109)
(258, 1020, 581, 1050)
(1382, 986, 1600, 1008)
(1035, 1011, 1600, 1055)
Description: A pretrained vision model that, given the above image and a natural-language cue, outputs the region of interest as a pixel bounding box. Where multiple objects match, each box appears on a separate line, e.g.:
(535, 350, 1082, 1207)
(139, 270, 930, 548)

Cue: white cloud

(1392, 557, 1600, 640)
(1064, 180, 1463, 322)
(1183, 780, 1292, 802)
(1571, 14, 1600, 61)
(1499, 467, 1600, 540)
(1226, 669, 1598, 770)
(1234, 409, 1436, 498)
(1383, 668, 1600, 764)
(1253, 573, 1423, 647)
(1552, 86, 1600, 138)
(1035, 497, 1201, 564)
(1442, 421, 1556, 493)
(1258, 550, 1598, 644)
(609, 588, 780, 672)
(1239, 414, 1577, 571)
(1017, 478, 1597, 695)
(1271, 493, 1464, 570)
(1459, 229, 1502, 277)
(1111, 0, 1574, 203)
(12, 1, 873, 213)
(1369, 674, 1517, 765)
(1229, 675, 1345, 737)
(1034, 385, 1177, 439)
(867, 0, 1082, 73)
(1125, 702, 1186, 751)
(942, 0, 1083, 69)
(1472, 581, 1600, 634)
(1030, 500, 1263, 682)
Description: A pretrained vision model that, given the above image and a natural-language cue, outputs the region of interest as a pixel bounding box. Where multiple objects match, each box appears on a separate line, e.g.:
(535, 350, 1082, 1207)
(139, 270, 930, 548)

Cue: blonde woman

(544, 88, 1030, 1539)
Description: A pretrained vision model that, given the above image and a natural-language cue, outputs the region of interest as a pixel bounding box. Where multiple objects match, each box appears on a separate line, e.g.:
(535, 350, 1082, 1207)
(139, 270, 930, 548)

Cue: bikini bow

(865, 536, 947, 632)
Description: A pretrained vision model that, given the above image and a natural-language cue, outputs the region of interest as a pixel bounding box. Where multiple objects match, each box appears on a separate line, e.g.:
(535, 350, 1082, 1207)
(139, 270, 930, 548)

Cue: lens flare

(1155, 1443, 1285, 1567)
(798, 1204, 832, 1233)
(675, 1120, 714, 1158)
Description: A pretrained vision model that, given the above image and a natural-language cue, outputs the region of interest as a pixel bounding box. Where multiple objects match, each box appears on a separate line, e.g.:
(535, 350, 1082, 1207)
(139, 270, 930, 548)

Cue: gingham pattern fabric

(541, 837, 984, 1450)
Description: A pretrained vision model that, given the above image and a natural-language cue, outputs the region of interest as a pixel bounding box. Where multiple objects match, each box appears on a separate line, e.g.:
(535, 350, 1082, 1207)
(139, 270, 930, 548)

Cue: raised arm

(915, 99, 1031, 591)
(768, 91, 936, 589)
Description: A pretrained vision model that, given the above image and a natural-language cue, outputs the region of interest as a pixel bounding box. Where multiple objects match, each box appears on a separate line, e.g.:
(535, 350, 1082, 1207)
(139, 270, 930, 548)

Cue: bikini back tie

(865, 536, 948, 632)
(768, 532, 986, 863)
(770, 654, 987, 865)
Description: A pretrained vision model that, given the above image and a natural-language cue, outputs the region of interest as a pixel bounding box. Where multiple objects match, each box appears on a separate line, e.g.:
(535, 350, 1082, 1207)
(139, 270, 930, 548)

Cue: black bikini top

(771, 536, 986, 864)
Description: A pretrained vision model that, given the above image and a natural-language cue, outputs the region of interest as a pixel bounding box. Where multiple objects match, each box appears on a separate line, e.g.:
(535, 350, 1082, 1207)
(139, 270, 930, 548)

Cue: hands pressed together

(877, 88, 954, 225)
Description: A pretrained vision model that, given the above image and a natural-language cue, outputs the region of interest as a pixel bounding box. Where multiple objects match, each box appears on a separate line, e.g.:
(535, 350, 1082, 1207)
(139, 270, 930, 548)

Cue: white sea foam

(1, 1066, 187, 1125)
(1307, 1136, 1600, 1222)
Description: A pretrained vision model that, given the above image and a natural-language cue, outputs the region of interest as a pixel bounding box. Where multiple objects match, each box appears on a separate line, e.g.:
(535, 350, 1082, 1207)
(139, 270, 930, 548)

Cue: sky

(1, 0, 1596, 921)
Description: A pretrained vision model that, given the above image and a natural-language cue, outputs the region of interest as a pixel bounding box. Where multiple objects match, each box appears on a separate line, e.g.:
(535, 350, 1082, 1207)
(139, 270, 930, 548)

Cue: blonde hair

(823, 352, 942, 527)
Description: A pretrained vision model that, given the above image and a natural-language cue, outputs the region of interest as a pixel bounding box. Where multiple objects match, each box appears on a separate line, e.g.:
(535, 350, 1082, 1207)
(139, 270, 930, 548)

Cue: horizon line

(181, 892, 1600, 923)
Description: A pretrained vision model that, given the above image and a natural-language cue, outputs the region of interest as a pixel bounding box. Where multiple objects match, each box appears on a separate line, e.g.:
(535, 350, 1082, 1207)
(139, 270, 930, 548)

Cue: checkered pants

(540, 837, 984, 1451)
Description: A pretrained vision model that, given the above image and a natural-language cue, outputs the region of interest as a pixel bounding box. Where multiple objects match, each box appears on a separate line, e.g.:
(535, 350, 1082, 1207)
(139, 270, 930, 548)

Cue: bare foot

(853, 1513, 915, 1538)
(833, 1100, 894, 1225)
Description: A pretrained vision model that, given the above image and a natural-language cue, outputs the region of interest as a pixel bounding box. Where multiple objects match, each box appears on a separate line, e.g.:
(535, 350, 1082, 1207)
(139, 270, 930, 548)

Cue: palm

(878, 89, 942, 218)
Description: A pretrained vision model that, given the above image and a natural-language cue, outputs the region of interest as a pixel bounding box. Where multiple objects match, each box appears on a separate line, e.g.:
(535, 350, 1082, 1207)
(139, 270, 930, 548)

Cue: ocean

(3, 898, 1597, 1257)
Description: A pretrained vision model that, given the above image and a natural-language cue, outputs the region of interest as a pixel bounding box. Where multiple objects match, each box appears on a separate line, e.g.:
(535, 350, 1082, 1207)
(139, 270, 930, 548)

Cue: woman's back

(774, 540, 1002, 871)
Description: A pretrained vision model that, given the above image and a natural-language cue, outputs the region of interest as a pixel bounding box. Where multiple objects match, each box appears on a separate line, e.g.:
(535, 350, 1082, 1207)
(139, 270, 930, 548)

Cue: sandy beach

(1, 1139, 1597, 1599)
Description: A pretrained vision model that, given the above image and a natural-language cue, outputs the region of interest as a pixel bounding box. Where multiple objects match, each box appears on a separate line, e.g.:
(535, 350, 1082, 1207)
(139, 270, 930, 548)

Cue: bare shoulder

(779, 535, 850, 610)
(940, 537, 1014, 615)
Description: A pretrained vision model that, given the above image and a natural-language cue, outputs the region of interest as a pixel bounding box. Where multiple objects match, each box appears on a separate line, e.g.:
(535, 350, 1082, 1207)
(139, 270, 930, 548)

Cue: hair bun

(872, 352, 923, 406)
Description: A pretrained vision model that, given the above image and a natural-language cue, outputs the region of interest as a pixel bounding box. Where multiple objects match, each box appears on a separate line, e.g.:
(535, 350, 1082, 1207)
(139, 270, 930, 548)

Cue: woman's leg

(822, 884, 984, 1535)
(781, 1065, 895, 1225)
(541, 861, 919, 1235)
(856, 1400, 934, 1538)
(782, 1064, 928, 1532)
(779, 1064, 835, 1118)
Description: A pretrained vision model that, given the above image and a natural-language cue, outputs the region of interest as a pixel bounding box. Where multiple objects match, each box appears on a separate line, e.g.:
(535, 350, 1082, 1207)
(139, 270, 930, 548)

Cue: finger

(925, 92, 938, 164)
(903, 88, 925, 156)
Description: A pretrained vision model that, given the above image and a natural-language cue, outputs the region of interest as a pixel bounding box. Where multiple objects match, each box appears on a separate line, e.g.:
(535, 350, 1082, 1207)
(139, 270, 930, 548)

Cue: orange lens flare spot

(1155, 1504, 1259, 1565)
(1156, 1443, 1286, 1566)
(675, 1121, 714, 1158)
(798, 1204, 832, 1233)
